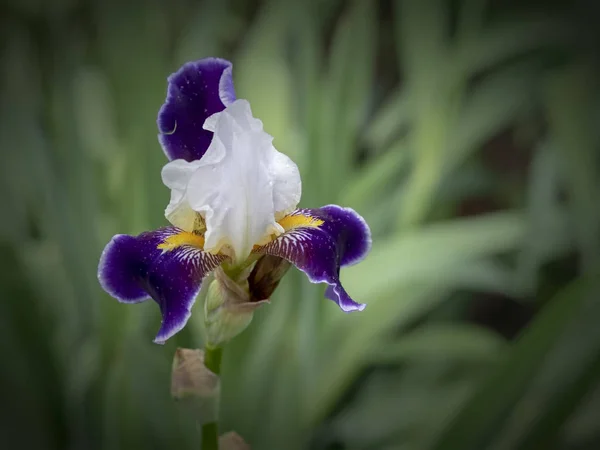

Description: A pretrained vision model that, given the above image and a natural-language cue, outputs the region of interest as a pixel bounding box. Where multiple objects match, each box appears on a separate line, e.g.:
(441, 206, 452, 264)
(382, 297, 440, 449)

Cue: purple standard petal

(98, 227, 226, 343)
(157, 58, 236, 162)
(256, 205, 372, 312)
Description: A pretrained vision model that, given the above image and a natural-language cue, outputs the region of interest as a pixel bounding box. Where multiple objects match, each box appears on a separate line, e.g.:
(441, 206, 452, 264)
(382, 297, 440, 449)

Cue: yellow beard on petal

(251, 213, 325, 253)
(157, 231, 206, 251)
(277, 214, 324, 232)
(159, 214, 324, 261)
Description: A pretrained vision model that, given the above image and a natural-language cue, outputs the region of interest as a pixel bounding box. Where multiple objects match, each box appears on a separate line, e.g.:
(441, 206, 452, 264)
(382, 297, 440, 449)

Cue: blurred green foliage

(1, 0, 599, 449)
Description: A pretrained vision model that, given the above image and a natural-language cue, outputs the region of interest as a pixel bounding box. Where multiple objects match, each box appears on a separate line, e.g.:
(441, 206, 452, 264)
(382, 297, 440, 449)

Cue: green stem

(204, 345, 222, 375)
(201, 422, 219, 450)
(201, 345, 222, 449)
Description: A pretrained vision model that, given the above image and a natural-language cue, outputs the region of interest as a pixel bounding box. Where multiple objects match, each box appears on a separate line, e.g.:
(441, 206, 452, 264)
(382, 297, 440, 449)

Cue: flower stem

(204, 345, 222, 375)
(202, 345, 222, 449)
(201, 422, 219, 450)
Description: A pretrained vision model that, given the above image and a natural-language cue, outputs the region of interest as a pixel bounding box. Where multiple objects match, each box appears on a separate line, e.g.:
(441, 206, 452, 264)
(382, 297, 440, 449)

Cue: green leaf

(456, 18, 572, 77)
(394, 0, 458, 228)
(320, 0, 377, 200)
(233, 0, 298, 163)
(309, 213, 527, 424)
(340, 139, 408, 211)
(516, 143, 572, 294)
(563, 386, 600, 448)
(370, 324, 507, 364)
(512, 356, 600, 450)
(363, 89, 411, 152)
(332, 366, 479, 448)
(544, 64, 600, 271)
(72, 68, 120, 163)
(491, 285, 600, 450)
(288, 4, 323, 207)
(455, 0, 489, 43)
(340, 211, 526, 304)
(444, 62, 541, 175)
(396, 0, 449, 87)
(427, 271, 600, 450)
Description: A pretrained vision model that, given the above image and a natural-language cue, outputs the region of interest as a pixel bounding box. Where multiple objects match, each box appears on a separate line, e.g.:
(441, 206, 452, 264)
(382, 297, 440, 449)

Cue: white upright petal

(161, 159, 203, 231)
(161, 99, 301, 262)
(271, 149, 301, 219)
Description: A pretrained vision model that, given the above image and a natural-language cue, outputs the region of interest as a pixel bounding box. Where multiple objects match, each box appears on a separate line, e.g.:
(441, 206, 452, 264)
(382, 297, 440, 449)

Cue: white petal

(164, 195, 197, 232)
(161, 159, 202, 231)
(181, 99, 301, 262)
(270, 149, 301, 219)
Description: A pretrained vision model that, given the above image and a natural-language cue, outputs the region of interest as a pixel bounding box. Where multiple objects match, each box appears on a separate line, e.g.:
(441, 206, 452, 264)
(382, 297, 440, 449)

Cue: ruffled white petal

(161, 99, 301, 262)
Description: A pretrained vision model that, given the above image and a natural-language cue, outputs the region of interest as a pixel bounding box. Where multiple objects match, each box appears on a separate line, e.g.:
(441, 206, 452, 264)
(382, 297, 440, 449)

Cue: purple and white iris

(98, 58, 371, 344)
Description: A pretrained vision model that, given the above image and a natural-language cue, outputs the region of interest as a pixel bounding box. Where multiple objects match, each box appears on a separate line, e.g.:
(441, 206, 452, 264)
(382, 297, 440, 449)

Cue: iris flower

(98, 58, 371, 344)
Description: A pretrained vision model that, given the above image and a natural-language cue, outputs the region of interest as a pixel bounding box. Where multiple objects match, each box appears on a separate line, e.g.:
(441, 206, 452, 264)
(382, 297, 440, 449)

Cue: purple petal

(318, 205, 372, 266)
(256, 205, 371, 312)
(157, 58, 236, 162)
(98, 227, 225, 343)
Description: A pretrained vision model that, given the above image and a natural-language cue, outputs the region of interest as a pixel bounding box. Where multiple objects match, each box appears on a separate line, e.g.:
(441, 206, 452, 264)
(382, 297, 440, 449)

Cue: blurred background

(1, 0, 600, 449)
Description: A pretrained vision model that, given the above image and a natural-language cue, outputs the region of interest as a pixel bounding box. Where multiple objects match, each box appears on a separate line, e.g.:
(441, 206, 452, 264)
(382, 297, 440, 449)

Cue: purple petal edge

(325, 284, 367, 312)
(98, 234, 151, 303)
(320, 205, 372, 267)
(157, 58, 236, 162)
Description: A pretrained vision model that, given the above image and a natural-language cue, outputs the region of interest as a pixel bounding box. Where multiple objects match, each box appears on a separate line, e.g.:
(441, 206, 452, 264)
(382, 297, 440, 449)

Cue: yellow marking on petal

(277, 214, 324, 232)
(157, 231, 205, 251)
(252, 214, 324, 251)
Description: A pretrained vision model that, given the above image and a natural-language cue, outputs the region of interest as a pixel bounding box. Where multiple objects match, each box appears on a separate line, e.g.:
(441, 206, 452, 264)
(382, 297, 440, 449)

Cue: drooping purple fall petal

(255, 205, 371, 312)
(98, 227, 226, 343)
